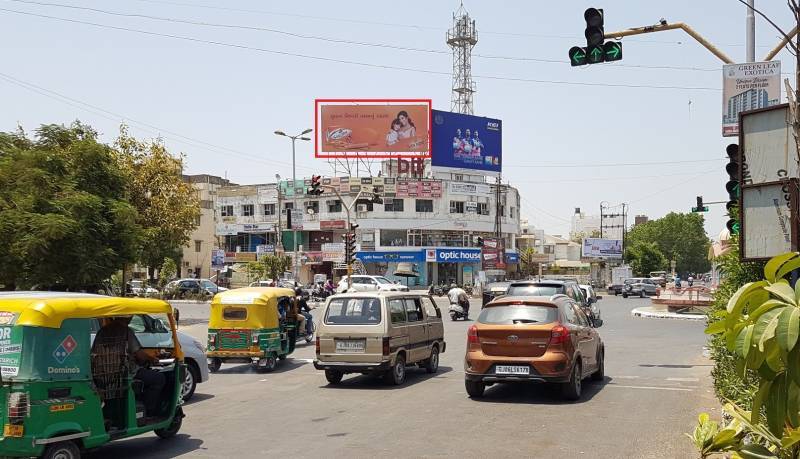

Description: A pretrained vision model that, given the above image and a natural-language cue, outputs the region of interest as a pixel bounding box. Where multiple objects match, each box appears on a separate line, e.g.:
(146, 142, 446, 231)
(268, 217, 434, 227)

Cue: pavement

(90, 295, 718, 458)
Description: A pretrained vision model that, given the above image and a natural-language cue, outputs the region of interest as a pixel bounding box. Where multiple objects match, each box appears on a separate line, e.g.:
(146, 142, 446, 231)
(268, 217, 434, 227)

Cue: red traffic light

(584, 8, 603, 27)
(726, 143, 739, 159)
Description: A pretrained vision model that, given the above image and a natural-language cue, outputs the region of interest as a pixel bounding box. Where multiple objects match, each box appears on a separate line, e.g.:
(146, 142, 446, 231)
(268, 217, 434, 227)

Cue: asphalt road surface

(90, 294, 716, 458)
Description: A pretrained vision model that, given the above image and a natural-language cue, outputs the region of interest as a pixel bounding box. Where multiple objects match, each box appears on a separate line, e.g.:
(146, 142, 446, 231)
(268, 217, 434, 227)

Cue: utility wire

(4, 0, 722, 73)
(0, 7, 722, 91)
(510, 158, 724, 168)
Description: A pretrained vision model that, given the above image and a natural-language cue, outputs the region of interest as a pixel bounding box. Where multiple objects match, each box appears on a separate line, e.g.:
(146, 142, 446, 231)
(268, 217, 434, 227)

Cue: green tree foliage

(626, 212, 711, 275)
(116, 126, 199, 271)
(696, 252, 800, 458)
(0, 122, 140, 290)
(519, 247, 538, 278)
(159, 257, 177, 288)
(624, 241, 667, 277)
(261, 255, 291, 283)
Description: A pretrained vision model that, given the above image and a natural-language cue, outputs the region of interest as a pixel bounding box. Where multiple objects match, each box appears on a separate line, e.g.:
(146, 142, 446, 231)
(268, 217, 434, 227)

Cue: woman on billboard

(397, 110, 416, 139)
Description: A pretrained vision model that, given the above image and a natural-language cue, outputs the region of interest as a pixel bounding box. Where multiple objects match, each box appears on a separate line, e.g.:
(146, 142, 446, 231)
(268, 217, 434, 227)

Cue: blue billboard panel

(433, 248, 481, 264)
(431, 110, 502, 174)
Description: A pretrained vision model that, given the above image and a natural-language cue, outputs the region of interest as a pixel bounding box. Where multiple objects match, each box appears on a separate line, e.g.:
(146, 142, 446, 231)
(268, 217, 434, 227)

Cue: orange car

(464, 295, 604, 400)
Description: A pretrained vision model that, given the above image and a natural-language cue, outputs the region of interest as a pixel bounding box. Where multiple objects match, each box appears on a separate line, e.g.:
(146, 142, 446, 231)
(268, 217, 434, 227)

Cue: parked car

(482, 282, 511, 306)
(314, 292, 445, 385)
(163, 278, 227, 299)
(504, 280, 589, 309)
(464, 294, 604, 400)
(128, 279, 160, 297)
(336, 275, 409, 293)
(91, 313, 209, 401)
(622, 278, 659, 298)
(248, 280, 275, 287)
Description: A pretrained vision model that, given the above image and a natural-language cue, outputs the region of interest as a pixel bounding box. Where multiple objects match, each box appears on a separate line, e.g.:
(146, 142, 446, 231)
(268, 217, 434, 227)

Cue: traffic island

(631, 305, 706, 321)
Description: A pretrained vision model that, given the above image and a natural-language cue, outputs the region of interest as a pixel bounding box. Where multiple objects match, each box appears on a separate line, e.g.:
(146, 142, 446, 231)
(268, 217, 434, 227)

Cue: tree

(624, 241, 667, 277)
(626, 212, 711, 275)
(0, 122, 140, 290)
(159, 257, 177, 288)
(116, 126, 199, 274)
(260, 254, 291, 282)
(519, 247, 538, 278)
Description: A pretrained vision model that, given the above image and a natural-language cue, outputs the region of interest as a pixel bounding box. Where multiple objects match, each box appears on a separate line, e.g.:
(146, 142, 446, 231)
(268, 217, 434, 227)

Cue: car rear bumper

(465, 351, 572, 382)
(313, 360, 392, 373)
(464, 366, 571, 384)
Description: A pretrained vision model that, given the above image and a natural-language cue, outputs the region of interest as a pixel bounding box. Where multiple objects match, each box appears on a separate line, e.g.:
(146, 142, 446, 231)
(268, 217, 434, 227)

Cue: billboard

(722, 61, 781, 137)
(211, 249, 225, 270)
(740, 104, 798, 185)
(315, 99, 431, 159)
(741, 180, 799, 261)
(481, 237, 506, 270)
(431, 109, 502, 175)
(582, 238, 623, 259)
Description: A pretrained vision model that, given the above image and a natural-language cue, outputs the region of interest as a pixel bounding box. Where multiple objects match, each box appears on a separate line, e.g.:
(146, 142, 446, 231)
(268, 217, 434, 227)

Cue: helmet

(450, 283, 457, 288)
(294, 287, 303, 296)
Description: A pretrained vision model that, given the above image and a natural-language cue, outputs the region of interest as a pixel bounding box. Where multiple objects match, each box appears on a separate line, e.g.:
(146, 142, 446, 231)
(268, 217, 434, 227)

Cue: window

(327, 200, 342, 213)
(380, 229, 407, 247)
(389, 299, 407, 324)
(375, 277, 392, 285)
(450, 201, 464, 214)
(384, 198, 404, 212)
(223, 307, 248, 321)
(421, 297, 440, 318)
(404, 298, 423, 322)
(263, 204, 276, 216)
(499, 204, 506, 217)
(242, 204, 254, 217)
(477, 202, 489, 215)
(305, 201, 319, 214)
(194, 240, 202, 253)
(506, 284, 562, 297)
(324, 297, 382, 324)
(128, 315, 147, 333)
(194, 215, 201, 226)
(221, 205, 234, 217)
(284, 202, 294, 211)
(510, 207, 515, 218)
(356, 201, 374, 212)
(416, 199, 433, 212)
(563, 303, 578, 325)
(573, 305, 590, 327)
(477, 305, 557, 325)
(201, 280, 217, 290)
(454, 174, 464, 181)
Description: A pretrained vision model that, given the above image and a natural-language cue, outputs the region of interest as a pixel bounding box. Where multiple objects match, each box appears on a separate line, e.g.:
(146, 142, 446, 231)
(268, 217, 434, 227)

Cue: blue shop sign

(505, 252, 519, 264)
(434, 248, 481, 263)
(356, 251, 425, 263)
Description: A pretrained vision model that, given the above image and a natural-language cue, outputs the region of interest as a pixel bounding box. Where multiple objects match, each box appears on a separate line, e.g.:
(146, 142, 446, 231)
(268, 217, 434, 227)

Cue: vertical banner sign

(481, 238, 506, 270)
(722, 61, 781, 137)
(211, 249, 225, 271)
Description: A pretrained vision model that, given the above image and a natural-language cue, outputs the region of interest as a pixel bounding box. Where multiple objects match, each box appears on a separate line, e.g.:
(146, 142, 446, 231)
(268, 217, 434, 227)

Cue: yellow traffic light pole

(603, 22, 734, 64)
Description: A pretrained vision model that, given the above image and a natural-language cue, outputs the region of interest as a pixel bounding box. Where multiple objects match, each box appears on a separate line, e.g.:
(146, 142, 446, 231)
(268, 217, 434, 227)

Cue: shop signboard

(215, 223, 238, 236)
(225, 252, 256, 263)
(320, 220, 347, 230)
(431, 109, 502, 175)
(242, 223, 275, 233)
(356, 251, 425, 263)
(465, 201, 478, 213)
(449, 182, 492, 197)
(290, 209, 304, 230)
(582, 238, 623, 258)
(505, 252, 519, 264)
(211, 249, 225, 270)
(434, 248, 481, 264)
(315, 99, 432, 159)
(722, 61, 781, 137)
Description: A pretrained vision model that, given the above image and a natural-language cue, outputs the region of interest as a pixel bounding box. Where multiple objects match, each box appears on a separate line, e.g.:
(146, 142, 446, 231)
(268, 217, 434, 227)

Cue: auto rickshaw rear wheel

(257, 353, 277, 372)
(155, 407, 184, 439)
(43, 441, 80, 459)
(208, 357, 222, 373)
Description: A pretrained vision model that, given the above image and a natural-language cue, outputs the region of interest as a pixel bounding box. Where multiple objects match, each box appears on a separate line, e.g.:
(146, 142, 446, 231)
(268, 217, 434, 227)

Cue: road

(91, 294, 716, 458)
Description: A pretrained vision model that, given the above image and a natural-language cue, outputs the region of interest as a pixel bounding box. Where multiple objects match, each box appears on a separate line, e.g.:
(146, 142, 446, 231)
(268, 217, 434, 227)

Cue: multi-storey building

(180, 174, 231, 279)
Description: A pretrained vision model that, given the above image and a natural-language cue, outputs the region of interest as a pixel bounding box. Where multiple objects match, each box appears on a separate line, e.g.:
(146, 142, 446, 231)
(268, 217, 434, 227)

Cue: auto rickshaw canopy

(0, 292, 174, 328)
(210, 287, 295, 330)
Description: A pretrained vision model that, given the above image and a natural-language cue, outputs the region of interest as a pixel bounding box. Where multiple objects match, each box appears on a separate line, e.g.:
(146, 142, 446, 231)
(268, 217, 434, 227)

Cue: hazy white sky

(1, 0, 795, 237)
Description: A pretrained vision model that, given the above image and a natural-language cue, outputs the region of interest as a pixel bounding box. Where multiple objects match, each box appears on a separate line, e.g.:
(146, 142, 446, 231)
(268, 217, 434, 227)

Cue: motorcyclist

(324, 279, 336, 295)
(295, 288, 314, 336)
(447, 283, 470, 319)
(687, 275, 694, 287)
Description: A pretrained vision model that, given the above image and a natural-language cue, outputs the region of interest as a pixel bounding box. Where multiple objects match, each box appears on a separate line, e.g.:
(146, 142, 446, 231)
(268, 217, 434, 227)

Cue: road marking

(607, 383, 693, 392)
(666, 377, 699, 382)
(293, 358, 315, 363)
(614, 375, 640, 379)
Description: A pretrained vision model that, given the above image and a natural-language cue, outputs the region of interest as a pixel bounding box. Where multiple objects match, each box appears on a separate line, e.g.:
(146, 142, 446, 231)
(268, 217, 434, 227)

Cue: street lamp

(275, 129, 312, 282)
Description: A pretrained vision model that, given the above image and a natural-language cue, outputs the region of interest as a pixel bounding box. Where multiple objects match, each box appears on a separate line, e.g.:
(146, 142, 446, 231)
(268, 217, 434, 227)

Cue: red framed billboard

(315, 99, 432, 159)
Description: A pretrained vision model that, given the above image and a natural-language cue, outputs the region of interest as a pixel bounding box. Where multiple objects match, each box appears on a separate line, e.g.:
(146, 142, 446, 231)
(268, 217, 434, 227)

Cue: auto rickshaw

(0, 292, 185, 459)
(207, 287, 299, 372)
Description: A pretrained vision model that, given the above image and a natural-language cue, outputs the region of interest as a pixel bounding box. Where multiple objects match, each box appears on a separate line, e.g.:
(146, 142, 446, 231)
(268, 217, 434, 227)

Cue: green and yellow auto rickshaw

(0, 292, 186, 459)
(207, 287, 299, 372)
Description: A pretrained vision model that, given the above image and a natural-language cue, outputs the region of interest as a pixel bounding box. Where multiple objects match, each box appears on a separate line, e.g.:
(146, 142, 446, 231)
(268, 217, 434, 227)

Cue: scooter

(295, 319, 316, 344)
(448, 302, 469, 321)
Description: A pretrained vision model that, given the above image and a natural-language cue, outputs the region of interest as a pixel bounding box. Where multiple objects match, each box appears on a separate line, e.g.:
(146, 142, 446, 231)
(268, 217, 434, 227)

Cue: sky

(0, 0, 796, 238)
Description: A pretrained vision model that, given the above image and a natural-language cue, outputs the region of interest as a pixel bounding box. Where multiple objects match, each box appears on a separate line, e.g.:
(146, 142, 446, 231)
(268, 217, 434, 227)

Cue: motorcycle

(295, 320, 316, 344)
(428, 284, 443, 296)
(464, 284, 474, 296)
(448, 302, 469, 321)
(310, 283, 329, 302)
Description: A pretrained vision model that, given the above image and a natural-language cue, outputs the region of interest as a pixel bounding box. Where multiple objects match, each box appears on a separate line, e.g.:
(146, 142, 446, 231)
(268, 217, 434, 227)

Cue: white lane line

(666, 377, 699, 382)
(614, 375, 640, 379)
(293, 358, 315, 363)
(607, 383, 693, 392)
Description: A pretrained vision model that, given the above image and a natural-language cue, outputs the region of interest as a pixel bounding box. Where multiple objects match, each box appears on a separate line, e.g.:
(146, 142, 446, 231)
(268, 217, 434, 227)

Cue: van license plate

(495, 365, 530, 375)
(336, 340, 365, 353)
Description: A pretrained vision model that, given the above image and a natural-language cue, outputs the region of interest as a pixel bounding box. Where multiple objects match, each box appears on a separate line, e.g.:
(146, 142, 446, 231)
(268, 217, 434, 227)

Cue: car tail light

(315, 336, 321, 355)
(7, 392, 28, 424)
(382, 337, 390, 356)
(549, 324, 570, 346)
(467, 325, 480, 351)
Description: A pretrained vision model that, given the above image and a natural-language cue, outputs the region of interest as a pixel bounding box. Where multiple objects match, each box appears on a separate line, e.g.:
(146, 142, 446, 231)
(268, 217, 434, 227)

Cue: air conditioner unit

(356, 204, 368, 213)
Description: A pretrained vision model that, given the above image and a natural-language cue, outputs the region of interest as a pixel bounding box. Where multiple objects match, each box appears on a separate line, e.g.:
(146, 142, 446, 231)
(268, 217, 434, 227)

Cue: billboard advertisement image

(722, 61, 781, 137)
(431, 109, 501, 175)
(315, 99, 431, 159)
(582, 238, 623, 258)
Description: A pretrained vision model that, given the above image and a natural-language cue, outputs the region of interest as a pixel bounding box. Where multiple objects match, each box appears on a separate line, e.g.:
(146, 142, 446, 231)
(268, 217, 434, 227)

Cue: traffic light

(692, 196, 709, 213)
(476, 236, 484, 247)
(725, 144, 740, 235)
(371, 186, 383, 205)
(342, 232, 356, 265)
(568, 8, 622, 66)
(307, 175, 323, 196)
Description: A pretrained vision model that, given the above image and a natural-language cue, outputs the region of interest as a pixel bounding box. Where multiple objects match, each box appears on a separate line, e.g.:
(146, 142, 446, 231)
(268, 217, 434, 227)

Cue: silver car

(622, 278, 659, 298)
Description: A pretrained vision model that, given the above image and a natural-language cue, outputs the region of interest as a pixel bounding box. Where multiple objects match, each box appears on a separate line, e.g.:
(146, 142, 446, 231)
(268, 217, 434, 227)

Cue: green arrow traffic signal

(604, 41, 622, 61)
(569, 46, 587, 66)
(727, 219, 740, 235)
(587, 45, 604, 64)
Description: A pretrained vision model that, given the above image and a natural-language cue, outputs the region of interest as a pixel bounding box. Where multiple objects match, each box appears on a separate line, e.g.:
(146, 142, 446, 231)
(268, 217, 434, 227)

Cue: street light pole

(275, 128, 312, 283)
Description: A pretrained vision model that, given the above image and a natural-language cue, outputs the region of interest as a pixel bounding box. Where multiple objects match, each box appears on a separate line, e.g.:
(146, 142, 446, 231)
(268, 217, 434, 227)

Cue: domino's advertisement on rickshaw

(0, 312, 21, 377)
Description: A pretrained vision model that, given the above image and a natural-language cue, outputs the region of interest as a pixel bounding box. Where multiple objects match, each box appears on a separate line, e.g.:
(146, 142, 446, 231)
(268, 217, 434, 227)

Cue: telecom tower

(447, 2, 477, 114)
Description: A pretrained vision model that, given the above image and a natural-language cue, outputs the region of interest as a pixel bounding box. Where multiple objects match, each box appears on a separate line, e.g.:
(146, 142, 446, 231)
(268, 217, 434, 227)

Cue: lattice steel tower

(447, 2, 477, 114)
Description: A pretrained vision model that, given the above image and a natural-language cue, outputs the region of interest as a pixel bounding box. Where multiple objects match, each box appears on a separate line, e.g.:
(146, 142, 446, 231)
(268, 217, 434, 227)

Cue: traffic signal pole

(321, 185, 369, 292)
(602, 21, 734, 64)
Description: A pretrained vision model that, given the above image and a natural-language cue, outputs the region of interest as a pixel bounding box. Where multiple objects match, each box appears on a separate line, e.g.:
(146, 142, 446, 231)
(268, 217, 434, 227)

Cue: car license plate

(495, 365, 530, 375)
(336, 340, 365, 353)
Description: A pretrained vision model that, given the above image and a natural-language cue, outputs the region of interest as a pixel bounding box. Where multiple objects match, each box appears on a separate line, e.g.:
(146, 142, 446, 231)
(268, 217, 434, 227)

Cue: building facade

(216, 184, 281, 266)
(181, 174, 231, 279)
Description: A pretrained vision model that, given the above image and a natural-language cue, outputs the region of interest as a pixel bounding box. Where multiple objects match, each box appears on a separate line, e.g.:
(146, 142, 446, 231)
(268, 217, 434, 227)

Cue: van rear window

(478, 305, 557, 325)
(325, 298, 382, 325)
(223, 307, 247, 320)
